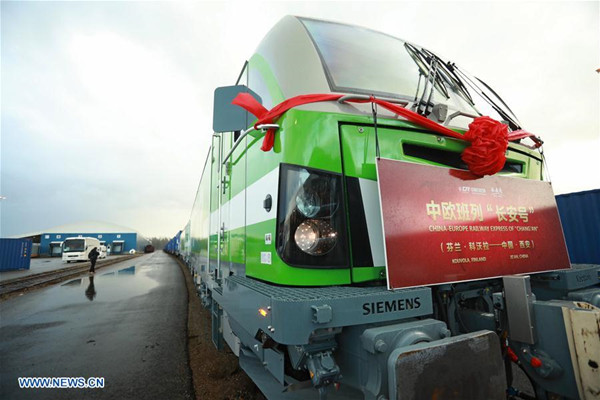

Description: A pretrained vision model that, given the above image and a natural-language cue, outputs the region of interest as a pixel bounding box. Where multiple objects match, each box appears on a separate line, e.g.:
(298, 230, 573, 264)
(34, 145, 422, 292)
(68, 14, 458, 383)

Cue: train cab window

(300, 17, 421, 100)
(300, 17, 521, 131)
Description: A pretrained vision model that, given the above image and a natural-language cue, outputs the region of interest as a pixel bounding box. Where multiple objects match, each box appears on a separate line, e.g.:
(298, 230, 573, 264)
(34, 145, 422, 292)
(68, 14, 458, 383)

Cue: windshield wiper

(450, 64, 522, 130)
(405, 43, 449, 115)
(419, 48, 475, 104)
(405, 43, 482, 114)
(405, 43, 522, 130)
(475, 77, 521, 126)
(441, 61, 475, 105)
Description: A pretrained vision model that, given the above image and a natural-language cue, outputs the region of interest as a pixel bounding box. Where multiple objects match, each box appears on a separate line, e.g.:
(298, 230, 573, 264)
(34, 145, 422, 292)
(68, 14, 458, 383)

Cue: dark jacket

(88, 248, 99, 261)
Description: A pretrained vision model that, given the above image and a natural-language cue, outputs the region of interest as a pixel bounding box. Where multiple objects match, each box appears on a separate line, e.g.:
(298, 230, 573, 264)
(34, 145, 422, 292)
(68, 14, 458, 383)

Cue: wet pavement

(0, 252, 193, 400)
(0, 255, 128, 282)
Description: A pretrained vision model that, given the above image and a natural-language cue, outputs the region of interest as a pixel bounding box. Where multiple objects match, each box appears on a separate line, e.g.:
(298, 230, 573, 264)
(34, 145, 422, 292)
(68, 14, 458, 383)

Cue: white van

(62, 237, 101, 263)
(99, 245, 107, 259)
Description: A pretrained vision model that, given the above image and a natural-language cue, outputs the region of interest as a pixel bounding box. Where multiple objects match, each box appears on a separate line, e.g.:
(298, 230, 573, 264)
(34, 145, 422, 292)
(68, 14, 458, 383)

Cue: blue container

(164, 232, 182, 254)
(174, 230, 182, 254)
(166, 236, 176, 253)
(0, 239, 33, 271)
(556, 189, 600, 264)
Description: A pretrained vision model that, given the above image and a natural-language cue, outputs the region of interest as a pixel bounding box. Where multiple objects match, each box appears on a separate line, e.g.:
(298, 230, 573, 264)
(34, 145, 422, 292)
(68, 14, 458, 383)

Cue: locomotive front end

(191, 15, 600, 400)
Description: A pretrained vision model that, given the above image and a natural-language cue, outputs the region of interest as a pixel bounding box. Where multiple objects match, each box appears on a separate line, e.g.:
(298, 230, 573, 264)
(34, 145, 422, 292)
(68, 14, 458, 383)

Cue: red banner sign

(377, 159, 571, 289)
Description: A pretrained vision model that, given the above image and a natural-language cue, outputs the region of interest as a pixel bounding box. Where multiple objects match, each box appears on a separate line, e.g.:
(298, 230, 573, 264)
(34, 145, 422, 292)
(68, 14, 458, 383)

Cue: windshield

(301, 18, 422, 99)
(63, 239, 85, 253)
(300, 18, 520, 130)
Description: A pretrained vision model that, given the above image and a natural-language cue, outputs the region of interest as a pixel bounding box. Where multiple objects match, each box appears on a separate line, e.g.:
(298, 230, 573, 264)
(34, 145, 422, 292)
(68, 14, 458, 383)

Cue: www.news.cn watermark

(18, 377, 105, 389)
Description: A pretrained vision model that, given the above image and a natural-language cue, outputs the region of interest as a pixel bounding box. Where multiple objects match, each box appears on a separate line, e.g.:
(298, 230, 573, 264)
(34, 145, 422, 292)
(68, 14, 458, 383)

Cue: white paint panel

(246, 168, 279, 227)
(359, 178, 386, 266)
(228, 186, 246, 231)
(209, 167, 279, 232)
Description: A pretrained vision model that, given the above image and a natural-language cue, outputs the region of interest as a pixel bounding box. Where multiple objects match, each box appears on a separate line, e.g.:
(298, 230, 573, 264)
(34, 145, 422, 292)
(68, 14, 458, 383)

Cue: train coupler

(306, 351, 341, 398)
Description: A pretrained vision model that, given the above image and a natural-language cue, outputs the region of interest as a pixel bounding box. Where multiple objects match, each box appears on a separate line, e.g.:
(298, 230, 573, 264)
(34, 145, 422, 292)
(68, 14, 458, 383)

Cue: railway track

(0, 254, 141, 298)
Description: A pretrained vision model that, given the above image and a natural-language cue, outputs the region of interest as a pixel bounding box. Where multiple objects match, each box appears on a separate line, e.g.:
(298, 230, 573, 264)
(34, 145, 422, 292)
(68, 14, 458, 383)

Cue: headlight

(296, 191, 321, 218)
(294, 219, 337, 255)
(295, 175, 340, 218)
(277, 164, 348, 268)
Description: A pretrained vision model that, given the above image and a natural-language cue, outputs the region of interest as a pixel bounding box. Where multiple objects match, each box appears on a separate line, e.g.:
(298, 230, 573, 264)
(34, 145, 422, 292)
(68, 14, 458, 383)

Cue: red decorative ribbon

(231, 93, 541, 176)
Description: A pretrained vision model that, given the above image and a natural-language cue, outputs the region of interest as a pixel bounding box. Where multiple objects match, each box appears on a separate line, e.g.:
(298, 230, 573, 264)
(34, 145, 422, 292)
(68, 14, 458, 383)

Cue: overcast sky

(1, 1, 598, 238)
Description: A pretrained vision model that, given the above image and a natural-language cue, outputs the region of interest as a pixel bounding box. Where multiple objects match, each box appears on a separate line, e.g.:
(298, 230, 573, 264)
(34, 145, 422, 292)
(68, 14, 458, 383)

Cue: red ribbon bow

(232, 93, 541, 176)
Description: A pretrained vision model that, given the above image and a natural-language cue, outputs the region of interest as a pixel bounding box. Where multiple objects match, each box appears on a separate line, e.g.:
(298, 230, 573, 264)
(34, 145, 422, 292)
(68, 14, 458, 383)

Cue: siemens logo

(362, 297, 421, 315)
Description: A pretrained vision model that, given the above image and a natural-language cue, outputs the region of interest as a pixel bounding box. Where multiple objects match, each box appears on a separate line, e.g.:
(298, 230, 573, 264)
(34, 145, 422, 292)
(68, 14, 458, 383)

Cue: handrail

(337, 95, 482, 128)
(221, 124, 280, 167)
(337, 94, 409, 106)
(443, 110, 479, 126)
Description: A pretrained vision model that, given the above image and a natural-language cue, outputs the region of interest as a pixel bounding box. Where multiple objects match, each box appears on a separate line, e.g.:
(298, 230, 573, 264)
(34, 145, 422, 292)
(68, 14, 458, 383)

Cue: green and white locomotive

(178, 16, 600, 400)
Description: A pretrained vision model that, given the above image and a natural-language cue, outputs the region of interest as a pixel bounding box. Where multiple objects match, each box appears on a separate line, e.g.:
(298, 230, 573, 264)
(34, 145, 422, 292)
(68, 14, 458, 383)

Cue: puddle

(0, 264, 161, 322)
(99, 266, 136, 277)
(0, 258, 163, 329)
(57, 265, 159, 303)
(62, 278, 83, 287)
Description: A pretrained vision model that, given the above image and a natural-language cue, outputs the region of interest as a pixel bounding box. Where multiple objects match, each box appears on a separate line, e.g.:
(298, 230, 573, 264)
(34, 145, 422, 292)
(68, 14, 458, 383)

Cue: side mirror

(213, 85, 261, 133)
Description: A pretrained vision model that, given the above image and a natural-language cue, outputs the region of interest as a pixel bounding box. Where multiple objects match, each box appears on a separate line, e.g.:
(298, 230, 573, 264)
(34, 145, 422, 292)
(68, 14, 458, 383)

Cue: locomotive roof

(253, 16, 331, 99)
(249, 16, 429, 116)
(253, 16, 424, 101)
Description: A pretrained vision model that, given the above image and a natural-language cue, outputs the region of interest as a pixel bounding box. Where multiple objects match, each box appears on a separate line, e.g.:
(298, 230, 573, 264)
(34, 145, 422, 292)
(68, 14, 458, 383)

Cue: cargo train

(164, 230, 181, 256)
(171, 16, 599, 400)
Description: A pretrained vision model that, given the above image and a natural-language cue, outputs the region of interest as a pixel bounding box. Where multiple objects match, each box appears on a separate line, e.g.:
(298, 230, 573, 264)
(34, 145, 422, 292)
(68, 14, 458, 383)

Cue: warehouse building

(15, 221, 140, 257)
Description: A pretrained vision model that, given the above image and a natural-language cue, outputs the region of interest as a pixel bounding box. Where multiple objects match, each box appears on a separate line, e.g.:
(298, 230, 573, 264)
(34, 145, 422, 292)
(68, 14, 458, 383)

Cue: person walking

(88, 247, 99, 274)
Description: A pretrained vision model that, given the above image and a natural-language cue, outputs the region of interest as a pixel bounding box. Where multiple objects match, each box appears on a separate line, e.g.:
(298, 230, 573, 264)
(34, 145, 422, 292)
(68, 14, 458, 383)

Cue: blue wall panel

(0, 239, 32, 271)
(556, 189, 600, 264)
(39, 233, 137, 256)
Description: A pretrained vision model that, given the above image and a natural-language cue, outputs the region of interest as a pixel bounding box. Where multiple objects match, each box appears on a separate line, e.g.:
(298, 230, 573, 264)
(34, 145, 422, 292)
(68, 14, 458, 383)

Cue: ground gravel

(176, 257, 266, 400)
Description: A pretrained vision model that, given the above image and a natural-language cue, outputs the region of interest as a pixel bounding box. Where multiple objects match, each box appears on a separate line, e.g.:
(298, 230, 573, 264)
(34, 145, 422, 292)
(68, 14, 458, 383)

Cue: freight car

(177, 16, 600, 400)
(164, 230, 181, 255)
